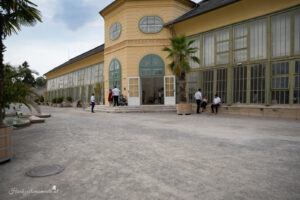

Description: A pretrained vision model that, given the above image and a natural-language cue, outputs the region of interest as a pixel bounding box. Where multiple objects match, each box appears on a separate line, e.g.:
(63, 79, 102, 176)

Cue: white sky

(4, 0, 199, 76)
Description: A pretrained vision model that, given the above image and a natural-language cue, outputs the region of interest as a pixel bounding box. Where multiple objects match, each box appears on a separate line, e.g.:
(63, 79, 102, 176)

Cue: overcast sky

(4, 0, 199, 76)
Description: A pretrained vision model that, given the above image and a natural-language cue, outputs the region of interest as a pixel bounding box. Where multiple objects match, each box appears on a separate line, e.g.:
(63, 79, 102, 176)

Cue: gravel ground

(0, 106, 300, 200)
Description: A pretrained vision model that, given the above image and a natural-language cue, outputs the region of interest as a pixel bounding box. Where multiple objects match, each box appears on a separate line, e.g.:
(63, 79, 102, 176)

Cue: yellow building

(45, 0, 300, 108)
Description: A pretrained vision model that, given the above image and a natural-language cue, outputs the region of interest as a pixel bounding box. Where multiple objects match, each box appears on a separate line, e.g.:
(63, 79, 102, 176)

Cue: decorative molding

(104, 39, 170, 55)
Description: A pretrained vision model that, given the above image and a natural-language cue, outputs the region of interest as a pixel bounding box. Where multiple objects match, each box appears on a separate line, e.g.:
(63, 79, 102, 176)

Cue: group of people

(108, 86, 121, 107)
(90, 86, 121, 113)
(194, 89, 221, 114)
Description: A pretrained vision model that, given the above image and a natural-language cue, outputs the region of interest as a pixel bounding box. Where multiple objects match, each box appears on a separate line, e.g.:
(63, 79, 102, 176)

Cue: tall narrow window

(203, 32, 214, 66)
(109, 59, 122, 90)
(271, 13, 291, 57)
(216, 68, 227, 103)
(216, 29, 229, 65)
(233, 66, 247, 103)
(294, 60, 300, 104)
(250, 19, 267, 60)
(271, 62, 289, 104)
(202, 70, 214, 103)
(250, 64, 265, 104)
(234, 23, 248, 62)
(188, 37, 200, 68)
(295, 9, 300, 55)
(187, 72, 198, 103)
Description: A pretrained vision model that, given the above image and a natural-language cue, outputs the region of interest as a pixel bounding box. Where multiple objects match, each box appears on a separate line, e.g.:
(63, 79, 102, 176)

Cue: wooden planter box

(176, 103, 192, 115)
(0, 126, 13, 163)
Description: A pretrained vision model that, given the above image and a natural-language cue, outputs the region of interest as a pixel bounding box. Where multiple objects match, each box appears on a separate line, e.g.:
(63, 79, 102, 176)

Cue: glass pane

(139, 16, 163, 33)
(234, 38, 247, 49)
(295, 61, 300, 73)
(295, 9, 300, 55)
(234, 23, 248, 38)
(203, 32, 214, 66)
(217, 53, 229, 64)
(271, 12, 291, 57)
(250, 19, 267, 60)
(234, 49, 247, 62)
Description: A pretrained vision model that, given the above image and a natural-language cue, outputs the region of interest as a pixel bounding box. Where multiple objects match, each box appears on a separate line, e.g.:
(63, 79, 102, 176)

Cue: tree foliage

(35, 76, 46, 88)
(0, 0, 42, 126)
(2, 64, 38, 118)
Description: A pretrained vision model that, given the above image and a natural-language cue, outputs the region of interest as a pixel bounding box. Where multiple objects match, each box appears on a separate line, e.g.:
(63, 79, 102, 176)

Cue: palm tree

(163, 35, 200, 103)
(0, 0, 42, 126)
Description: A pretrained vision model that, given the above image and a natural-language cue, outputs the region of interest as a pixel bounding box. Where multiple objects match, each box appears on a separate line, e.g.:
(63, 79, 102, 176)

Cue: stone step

(87, 105, 176, 113)
(29, 116, 45, 123)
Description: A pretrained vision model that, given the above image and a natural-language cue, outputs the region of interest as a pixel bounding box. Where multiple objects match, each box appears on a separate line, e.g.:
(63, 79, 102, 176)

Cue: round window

(139, 16, 163, 34)
(110, 22, 121, 40)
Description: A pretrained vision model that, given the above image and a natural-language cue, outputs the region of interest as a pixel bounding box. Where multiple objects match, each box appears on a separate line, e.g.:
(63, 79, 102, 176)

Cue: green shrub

(57, 97, 64, 104)
(39, 95, 44, 103)
(66, 96, 72, 102)
(34, 98, 39, 103)
(52, 98, 57, 104)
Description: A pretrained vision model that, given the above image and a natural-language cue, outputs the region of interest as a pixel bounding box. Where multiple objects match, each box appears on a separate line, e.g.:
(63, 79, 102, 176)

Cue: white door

(127, 77, 140, 106)
(164, 75, 176, 105)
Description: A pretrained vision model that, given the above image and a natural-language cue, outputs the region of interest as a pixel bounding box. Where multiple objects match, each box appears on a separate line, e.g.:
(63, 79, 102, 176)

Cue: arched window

(109, 59, 121, 90)
(139, 54, 165, 77)
(139, 16, 163, 34)
(110, 22, 121, 40)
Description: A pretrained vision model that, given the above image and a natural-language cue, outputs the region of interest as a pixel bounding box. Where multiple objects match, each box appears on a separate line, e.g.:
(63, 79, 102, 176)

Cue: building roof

(44, 44, 104, 76)
(164, 0, 240, 26)
(99, 0, 196, 16)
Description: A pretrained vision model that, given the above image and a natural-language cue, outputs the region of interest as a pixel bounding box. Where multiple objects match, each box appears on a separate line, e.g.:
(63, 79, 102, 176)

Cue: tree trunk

(178, 72, 186, 103)
(0, 13, 5, 127)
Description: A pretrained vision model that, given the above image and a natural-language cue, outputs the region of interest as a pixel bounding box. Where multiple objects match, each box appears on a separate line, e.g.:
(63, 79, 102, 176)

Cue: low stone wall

(192, 104, 300, 120)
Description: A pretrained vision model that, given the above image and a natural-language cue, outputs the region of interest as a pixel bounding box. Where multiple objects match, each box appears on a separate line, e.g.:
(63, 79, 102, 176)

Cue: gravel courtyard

(0, 106, 300, 200)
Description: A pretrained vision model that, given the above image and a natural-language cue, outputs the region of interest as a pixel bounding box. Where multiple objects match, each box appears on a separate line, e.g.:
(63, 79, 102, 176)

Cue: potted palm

(163, 35, 199, 115)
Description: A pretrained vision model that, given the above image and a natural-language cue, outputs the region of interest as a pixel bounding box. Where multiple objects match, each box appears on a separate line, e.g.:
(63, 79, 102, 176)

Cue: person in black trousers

(91, 93, 95, 113)
(194, 89, 202, 114)
(112, 86, 120, 106)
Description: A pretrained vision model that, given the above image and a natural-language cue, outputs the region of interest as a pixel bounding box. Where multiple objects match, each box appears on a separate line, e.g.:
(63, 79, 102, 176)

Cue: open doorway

(141, 77, 164, 105)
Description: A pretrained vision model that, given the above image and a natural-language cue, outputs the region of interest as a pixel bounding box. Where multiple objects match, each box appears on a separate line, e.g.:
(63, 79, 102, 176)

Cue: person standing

(112, 86, 120, 106)
(91, 93, 95, 113)
(211, 94, 221, 114)
(108, 89, 113, 106)
(194, 89, 202, 114)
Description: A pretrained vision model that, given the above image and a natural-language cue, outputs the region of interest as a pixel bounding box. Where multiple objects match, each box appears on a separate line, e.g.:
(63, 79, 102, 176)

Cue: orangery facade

(45, 0, 300, 108)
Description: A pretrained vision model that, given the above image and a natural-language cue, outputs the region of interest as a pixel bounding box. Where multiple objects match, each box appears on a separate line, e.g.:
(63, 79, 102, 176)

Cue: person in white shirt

(194, 89, 202, 114)
(90, 93, 95, 113)
(211, 94, 221, 114)
(112, 86, 120, 106)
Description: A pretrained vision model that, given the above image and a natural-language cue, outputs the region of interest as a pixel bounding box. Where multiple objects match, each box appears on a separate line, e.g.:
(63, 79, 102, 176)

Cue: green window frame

(109, 59, 122, 90)
(250, 64, 266, 104)
(216, 68, 227, 103)
(294, 60, 300, 104)
(233, 65, 247, 104)
(187, 72, 199, 103)
(202, 70, 214, 103)
(271, 61, 289, 104)
(139, 54, 165, 77)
